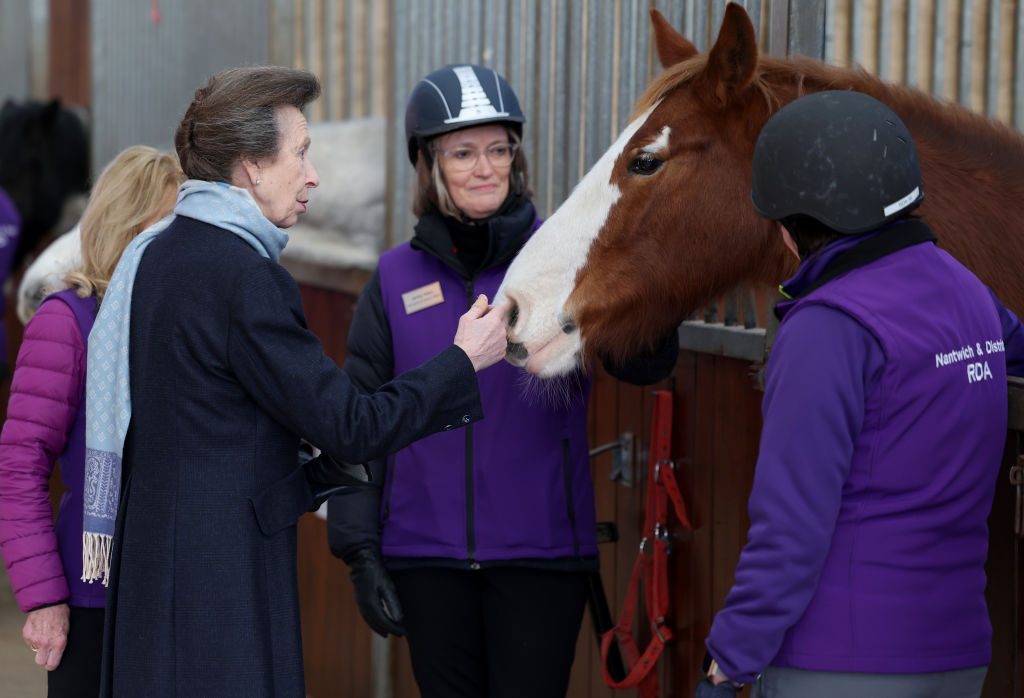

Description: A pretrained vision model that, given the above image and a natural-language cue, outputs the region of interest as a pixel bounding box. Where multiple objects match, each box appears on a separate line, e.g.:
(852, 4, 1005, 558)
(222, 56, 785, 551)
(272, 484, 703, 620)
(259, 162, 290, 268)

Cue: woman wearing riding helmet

(327, 64, 677, 698)
(697, 90, 1024, 698)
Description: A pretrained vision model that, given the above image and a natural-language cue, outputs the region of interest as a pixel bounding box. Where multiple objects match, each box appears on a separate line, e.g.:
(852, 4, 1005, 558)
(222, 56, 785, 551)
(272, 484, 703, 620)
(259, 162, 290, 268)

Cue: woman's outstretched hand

(454, 294, 508, 372)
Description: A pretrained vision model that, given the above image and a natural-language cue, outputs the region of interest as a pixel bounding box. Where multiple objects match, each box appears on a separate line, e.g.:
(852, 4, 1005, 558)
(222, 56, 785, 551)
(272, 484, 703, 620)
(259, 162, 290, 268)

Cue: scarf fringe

(82, 532, 112, 586)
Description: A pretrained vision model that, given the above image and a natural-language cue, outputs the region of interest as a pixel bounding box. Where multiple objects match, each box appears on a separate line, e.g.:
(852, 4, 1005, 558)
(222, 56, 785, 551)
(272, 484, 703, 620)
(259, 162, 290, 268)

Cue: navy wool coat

(100, 216, 483, 697)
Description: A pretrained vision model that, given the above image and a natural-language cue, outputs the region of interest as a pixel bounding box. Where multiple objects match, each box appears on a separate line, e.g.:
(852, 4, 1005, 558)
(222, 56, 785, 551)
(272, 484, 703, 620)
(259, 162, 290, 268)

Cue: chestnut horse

(498, 4, 1024, 376)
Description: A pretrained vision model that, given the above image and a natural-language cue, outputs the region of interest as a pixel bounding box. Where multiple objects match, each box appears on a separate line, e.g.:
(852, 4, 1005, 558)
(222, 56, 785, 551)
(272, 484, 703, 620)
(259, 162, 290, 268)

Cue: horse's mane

(632, 52, 1024, 185)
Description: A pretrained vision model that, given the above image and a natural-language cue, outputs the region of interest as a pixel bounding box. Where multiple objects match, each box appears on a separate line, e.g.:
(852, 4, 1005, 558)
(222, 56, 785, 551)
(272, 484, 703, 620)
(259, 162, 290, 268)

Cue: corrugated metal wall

(90, 0, 271, 177)
(826, 0, 1024, 128)
(286, 0, 767, 247)
(381, 0, 765, 247)
(4, 1, 1017, 225)
(282, 0, 1024, 251)
(0, 0, 35, 103)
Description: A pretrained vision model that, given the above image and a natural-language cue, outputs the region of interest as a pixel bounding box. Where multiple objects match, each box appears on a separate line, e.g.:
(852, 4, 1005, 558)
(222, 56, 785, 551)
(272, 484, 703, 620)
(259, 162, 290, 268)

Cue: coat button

(461, 415, 471, 424)
(443, 424, 454, 431)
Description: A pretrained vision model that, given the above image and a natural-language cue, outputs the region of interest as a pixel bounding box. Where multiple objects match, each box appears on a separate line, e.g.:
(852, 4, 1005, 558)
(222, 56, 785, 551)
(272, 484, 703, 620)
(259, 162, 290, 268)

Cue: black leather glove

(347, 547, 405, 638)
(304, 452, 371, 511)
(694, 677, 740, 697)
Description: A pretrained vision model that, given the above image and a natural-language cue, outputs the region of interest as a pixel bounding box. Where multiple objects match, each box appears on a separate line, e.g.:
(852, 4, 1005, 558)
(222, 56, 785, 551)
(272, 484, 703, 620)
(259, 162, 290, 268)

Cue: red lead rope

(600, 390, 692, 698)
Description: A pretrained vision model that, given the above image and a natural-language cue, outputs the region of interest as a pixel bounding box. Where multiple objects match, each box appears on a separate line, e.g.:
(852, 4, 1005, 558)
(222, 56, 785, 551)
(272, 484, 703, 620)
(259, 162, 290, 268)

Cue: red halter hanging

(600, 390, 692, 698)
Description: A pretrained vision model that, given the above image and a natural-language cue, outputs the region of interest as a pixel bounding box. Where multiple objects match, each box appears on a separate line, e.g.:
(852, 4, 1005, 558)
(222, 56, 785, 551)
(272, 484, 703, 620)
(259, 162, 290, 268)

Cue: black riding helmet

(751, 90, 924, 235)
(404, 64, 525, 165)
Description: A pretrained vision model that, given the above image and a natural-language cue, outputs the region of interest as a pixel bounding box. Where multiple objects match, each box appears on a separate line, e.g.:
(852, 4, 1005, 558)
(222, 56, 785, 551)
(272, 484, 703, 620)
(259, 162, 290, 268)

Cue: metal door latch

(589, 432, 635, 487)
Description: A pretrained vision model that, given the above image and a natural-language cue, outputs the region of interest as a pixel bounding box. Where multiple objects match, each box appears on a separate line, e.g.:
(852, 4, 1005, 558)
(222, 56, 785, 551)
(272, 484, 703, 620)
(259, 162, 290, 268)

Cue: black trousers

(390, 566, 589, 698)
(48, 606, 104, 698)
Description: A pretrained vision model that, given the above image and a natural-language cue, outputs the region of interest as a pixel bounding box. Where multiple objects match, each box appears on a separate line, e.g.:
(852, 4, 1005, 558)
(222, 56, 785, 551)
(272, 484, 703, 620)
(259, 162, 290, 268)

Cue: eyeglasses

(438, 142, 519, 172)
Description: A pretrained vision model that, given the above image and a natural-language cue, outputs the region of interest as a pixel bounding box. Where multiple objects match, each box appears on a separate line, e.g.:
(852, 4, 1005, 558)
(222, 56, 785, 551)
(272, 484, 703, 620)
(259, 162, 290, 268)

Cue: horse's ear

(650, 9, 698, 68)
(701, 3, 759, 105)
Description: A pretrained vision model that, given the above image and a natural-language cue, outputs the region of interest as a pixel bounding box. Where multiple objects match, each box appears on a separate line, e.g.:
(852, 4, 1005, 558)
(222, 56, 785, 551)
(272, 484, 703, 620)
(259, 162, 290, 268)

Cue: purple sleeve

(706, 303, 884, 684)
(988, 289, 1024, 377)
(0, 300, 82, 611)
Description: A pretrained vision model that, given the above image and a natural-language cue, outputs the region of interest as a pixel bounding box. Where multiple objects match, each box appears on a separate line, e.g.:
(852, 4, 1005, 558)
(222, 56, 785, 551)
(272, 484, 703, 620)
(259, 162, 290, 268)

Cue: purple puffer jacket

(0, 290, 104, 612)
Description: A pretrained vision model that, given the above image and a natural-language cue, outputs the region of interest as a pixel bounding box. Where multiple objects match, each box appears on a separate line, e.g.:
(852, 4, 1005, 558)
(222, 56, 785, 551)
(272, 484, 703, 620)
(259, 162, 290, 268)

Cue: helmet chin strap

(794, 233, 812, 261)
(417, 140, 434, 168)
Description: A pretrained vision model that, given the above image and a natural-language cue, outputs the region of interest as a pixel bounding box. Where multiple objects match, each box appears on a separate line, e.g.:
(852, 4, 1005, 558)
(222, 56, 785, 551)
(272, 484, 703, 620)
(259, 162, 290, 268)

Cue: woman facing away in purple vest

(696, 92, 1024, 698)
(0, 146, 183, 697)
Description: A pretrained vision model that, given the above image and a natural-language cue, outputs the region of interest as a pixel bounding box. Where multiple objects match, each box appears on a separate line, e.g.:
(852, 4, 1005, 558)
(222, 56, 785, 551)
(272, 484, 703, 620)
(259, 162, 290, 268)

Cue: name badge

(402, 281, 445, 315)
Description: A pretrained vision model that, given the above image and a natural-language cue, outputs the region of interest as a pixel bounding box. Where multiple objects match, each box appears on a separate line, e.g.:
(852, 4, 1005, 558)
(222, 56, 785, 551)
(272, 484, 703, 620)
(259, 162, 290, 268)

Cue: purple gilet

(375, 218, 598, 563)
(49, 290, 103, 607)
(707, 221, 1024, 683)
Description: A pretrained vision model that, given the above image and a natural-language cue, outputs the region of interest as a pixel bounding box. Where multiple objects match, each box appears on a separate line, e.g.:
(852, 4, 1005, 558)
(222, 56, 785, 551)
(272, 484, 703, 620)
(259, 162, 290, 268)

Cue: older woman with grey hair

(93, 66, 508, 698)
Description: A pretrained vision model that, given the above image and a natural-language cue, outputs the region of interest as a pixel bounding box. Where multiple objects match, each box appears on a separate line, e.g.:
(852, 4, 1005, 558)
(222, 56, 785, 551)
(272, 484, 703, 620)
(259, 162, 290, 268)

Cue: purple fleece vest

(376, 243, 597, 562)
(45, 288, 105, 607)
(772, 241, 1006, 673)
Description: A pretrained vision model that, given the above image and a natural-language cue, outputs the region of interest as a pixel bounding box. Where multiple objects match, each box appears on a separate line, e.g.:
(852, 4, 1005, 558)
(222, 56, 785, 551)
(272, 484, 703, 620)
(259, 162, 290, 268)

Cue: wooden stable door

(294, 280, 1024, 697)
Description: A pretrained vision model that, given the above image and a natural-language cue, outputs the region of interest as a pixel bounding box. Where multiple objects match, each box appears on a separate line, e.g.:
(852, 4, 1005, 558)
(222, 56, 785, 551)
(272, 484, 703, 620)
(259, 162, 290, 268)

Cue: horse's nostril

(506, 341, 528, 362)
(508, 301, 519, 328)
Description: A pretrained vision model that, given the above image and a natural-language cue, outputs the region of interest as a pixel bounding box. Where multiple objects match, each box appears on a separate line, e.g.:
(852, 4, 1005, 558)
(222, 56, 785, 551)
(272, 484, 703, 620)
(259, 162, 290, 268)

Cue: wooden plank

(690, 350, 719, 692)
(295, 283, 375, 698)
(696, 352, 761, 697)
(48, 0, 90, 107)
(983, 433, 1023, 698)
(568, 364, 621, 697)
(297, 516, 373, 698)
(298, 284, 358, 365)
(665, 351, 702, 693)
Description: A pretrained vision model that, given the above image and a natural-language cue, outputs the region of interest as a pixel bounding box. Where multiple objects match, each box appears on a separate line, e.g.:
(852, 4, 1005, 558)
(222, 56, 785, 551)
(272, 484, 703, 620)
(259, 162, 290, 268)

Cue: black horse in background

(0, 98, 90, 267)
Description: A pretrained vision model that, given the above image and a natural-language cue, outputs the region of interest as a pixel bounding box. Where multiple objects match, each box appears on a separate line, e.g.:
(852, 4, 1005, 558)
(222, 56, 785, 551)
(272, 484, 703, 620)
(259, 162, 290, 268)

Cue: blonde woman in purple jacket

(0, 145, 183, 697)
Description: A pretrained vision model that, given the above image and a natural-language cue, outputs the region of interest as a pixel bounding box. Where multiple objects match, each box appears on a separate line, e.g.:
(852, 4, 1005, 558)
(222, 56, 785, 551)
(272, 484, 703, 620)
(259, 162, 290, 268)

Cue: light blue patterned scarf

(82, 180, 288, 584)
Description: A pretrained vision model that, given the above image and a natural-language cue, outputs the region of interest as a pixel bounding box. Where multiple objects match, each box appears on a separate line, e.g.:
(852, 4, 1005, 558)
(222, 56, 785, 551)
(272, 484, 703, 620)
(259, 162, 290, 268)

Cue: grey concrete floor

(0, 567, 47, 696)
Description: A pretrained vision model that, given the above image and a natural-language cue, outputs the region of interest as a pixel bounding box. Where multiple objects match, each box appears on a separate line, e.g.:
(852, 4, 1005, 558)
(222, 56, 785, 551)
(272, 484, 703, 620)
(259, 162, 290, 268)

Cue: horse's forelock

(630, 59, 707, 122)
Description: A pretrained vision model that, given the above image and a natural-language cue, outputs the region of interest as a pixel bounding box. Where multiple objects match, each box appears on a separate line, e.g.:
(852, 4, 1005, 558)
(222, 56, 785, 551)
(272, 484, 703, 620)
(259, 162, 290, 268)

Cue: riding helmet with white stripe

(751, 90, 924, 235)
(405, 64, 525, 165)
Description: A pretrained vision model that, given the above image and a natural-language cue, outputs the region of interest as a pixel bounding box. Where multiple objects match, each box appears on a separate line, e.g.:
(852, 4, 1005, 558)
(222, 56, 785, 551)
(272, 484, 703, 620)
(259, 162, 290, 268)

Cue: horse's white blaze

(497, 105, 658, 376)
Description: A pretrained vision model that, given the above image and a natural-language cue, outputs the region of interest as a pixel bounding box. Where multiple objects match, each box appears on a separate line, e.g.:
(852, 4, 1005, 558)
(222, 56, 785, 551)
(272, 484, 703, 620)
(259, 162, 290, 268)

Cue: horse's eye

(628, 153, 663, 176)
